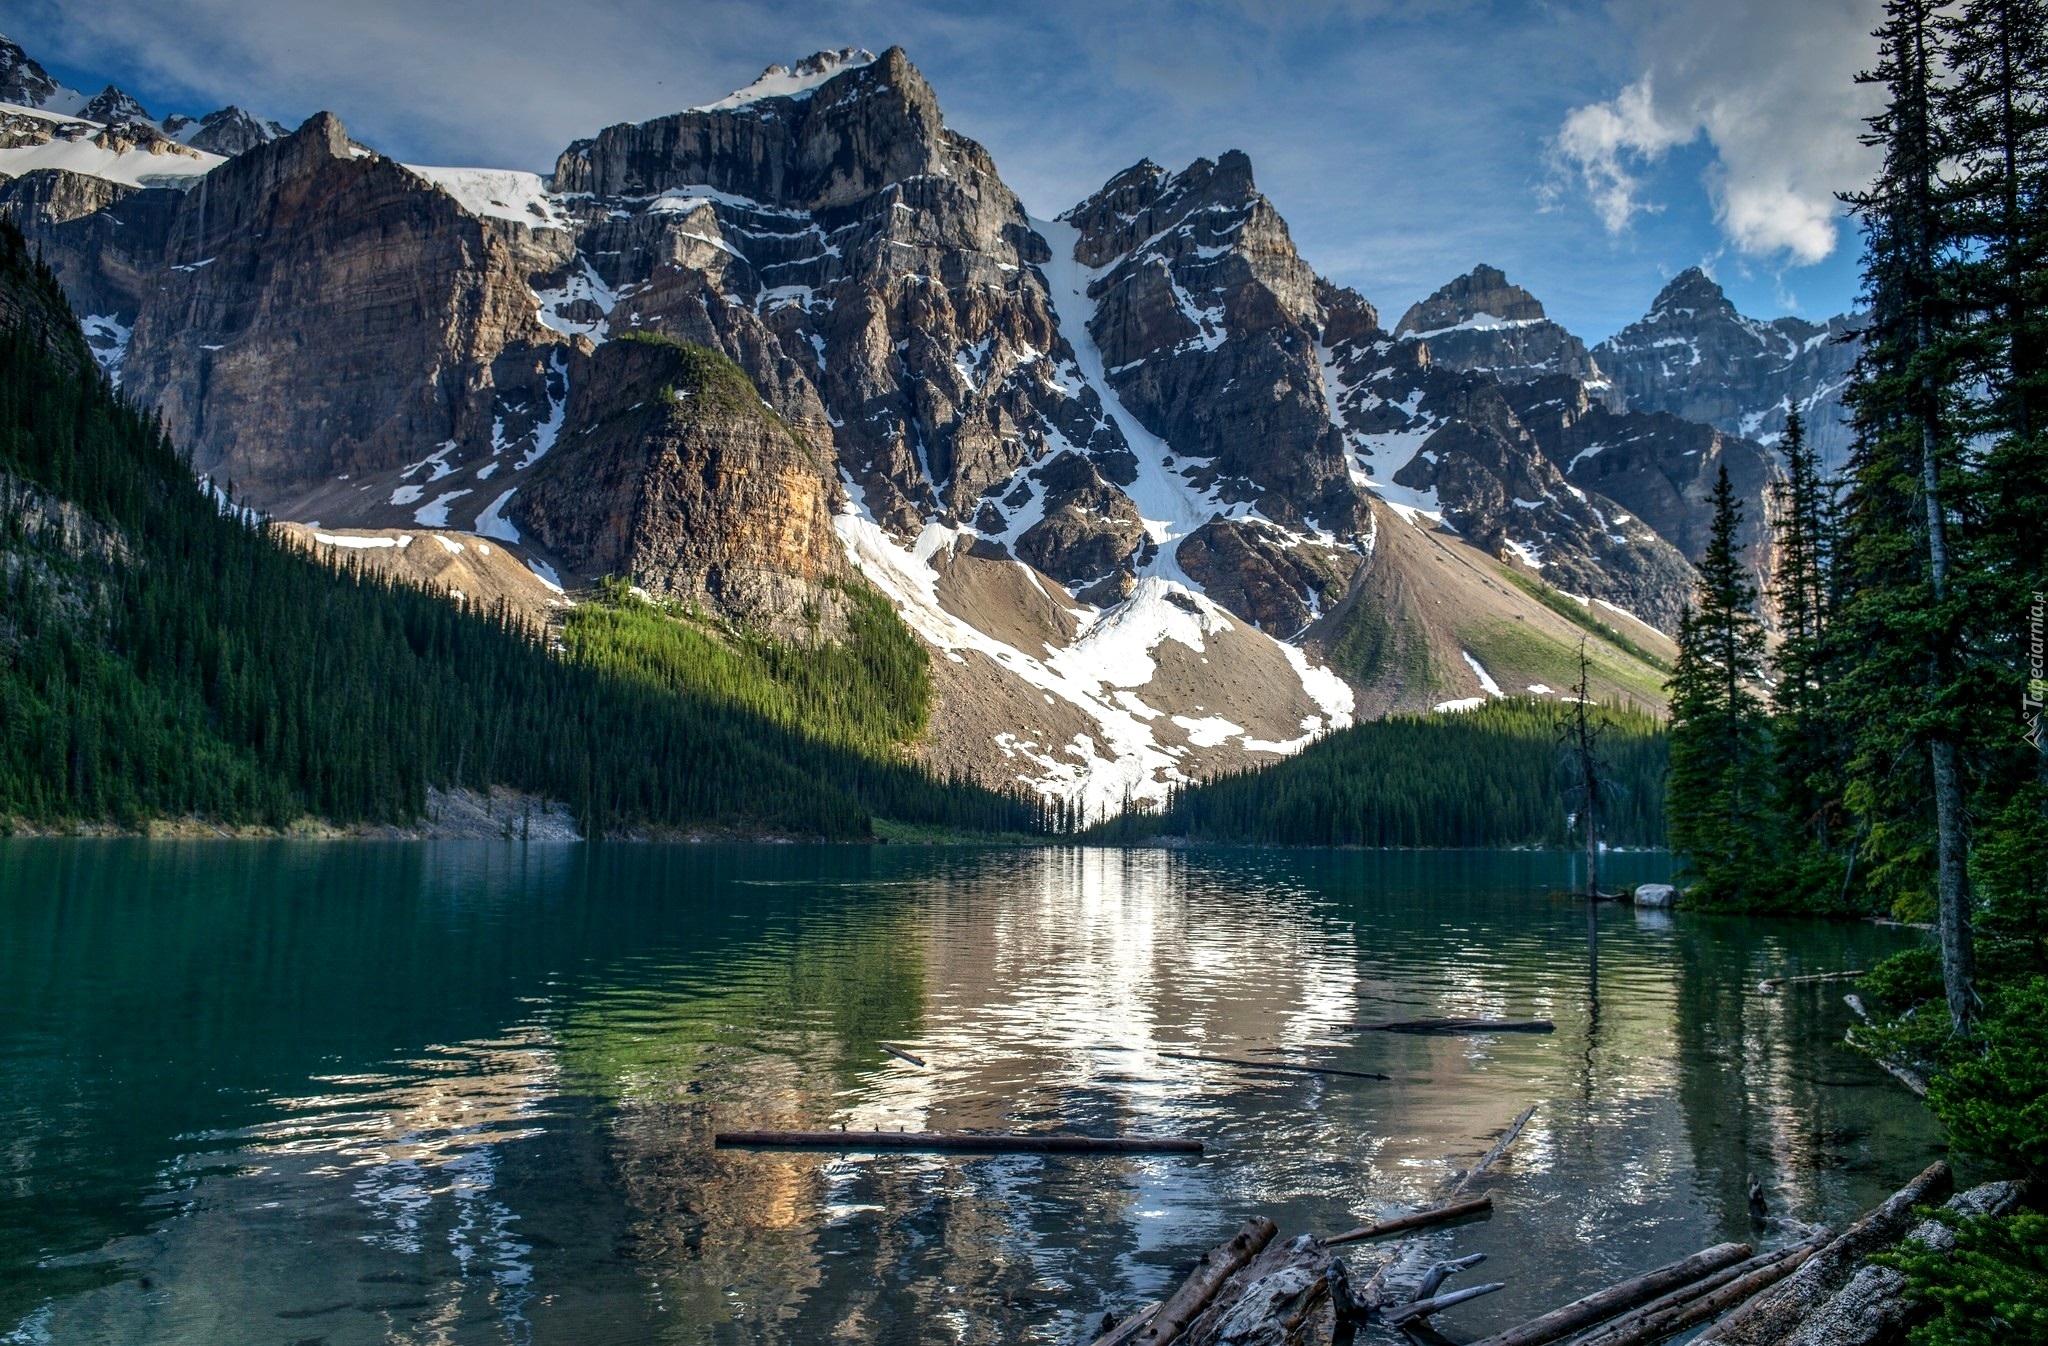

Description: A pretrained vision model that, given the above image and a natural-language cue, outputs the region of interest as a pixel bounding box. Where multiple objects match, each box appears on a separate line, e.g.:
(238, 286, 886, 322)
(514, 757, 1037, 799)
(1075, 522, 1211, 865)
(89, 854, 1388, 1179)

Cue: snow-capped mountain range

(0, 37, 1859, 817)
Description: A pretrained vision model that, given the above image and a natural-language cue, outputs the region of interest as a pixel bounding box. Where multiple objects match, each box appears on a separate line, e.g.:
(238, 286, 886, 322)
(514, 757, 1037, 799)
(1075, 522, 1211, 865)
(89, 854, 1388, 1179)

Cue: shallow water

(0, 842, 1941, 1345)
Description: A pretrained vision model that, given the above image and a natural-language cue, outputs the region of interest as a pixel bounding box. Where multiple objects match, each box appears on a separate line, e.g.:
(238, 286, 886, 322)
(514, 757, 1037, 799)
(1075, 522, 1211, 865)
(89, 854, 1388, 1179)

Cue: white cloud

(1549, 0, 1886, 265)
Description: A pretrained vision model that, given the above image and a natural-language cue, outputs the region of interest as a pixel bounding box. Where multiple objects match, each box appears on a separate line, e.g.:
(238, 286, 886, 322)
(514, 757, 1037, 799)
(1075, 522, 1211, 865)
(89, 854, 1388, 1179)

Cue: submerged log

(1756, 972, 1865, 993)
(1327, 1195, 1494, 1246)
(1160, 1051, 1391, 1081)
(1468, 1242, 1754, 1346)
(1691, 1160, 1951, 1346)
(879, 1043, 926, 1066)
(1384, 1282, 1508, 1326)
(713, 1130, 1203, 1154)
(1567, 1234, 1829, 1346)
(1447, 1106, 1538, 1200)
(1344, 1018, 1556, 1035)
(1087, 1300, 1161, 1346)
(1134, 1218, 1279, 1345)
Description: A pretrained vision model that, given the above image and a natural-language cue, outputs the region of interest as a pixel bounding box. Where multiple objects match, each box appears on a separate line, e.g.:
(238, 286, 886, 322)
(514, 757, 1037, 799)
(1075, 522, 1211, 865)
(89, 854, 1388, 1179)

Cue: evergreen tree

(1841, 0, 1980, 1030)
(1667, 464, 1774, 906)
(1768, 412, 1848, 887)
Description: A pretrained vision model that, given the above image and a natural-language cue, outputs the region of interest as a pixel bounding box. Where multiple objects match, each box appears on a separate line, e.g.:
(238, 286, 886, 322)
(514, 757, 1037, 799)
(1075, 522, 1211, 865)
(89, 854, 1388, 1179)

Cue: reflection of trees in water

(1668, 917, 1947, 1242)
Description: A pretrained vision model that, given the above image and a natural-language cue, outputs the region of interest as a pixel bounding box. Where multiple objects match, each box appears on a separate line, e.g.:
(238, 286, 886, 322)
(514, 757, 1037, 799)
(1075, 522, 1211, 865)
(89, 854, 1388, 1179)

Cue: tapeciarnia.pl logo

(2028, 592, 2046, 751)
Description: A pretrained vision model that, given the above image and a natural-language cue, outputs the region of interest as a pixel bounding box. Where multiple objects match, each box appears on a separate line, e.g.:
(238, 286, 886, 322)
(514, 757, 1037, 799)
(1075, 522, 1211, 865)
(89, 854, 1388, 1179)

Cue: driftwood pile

(1086, 1131, 2011, 1346)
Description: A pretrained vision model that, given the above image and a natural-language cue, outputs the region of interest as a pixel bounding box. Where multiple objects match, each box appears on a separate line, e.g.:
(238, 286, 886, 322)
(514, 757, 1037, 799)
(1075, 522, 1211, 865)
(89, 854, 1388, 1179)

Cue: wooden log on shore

(1774, 1181, 2023, 1346)
(1160, 1051, 1392, 1081)
(1343, 1018, 1556, 1035)
(879, 1043, 926, 1066)
(713, 1130, 1203, 1154)
(1447, 1105, 1538, 1200)
(1690, 1161, 1950, 1346)
(1086, 1300, 1161, 1346)
(1566, 1234, 1829, 1346)
(1385, 1282, 1508, 1326)
(1327, 1194, 1495, 1246)
(1181, 1233, 1334, 1346)
(1467, 1242, 1754, 1346)
(1133, 1218, 1278, 1345)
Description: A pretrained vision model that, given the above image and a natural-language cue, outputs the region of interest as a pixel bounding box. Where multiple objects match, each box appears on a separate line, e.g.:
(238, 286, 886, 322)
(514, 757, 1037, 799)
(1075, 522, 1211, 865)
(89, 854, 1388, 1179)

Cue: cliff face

(513, 336, 847, 629)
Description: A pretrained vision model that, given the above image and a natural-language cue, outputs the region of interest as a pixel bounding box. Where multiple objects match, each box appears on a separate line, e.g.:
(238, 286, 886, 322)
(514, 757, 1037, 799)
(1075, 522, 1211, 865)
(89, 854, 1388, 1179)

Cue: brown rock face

(1012, 452, 1147, 602)
(512, 336, 845, 626)
(118, 114, 566, 493)
(1178, 519, 1362, 636)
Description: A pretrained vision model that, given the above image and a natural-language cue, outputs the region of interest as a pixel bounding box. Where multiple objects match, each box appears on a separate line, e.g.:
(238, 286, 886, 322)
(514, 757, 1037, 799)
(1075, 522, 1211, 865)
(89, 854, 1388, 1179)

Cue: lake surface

(0, 842, 1942, 1345)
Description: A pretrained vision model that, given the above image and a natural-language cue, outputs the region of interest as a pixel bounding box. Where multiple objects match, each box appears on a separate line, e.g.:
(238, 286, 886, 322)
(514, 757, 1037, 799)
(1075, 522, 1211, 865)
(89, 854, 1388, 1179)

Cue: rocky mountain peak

(554, 46, 952, 210)
(1647, 266, 1739, 321)
(81, 86, 151, 125)
(1395, 264, 1546, 336)
(170, 105, 288, 157)
(1391, 264, 1603, 386)
(0, 34, 58, 108)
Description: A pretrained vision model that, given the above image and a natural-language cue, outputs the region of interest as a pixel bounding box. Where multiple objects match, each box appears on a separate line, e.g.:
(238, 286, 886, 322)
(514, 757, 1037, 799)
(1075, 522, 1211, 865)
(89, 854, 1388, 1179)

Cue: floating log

(1566, 1234, 1828, 1346)
(1160, 1051, 1391, 1081)
(1447, 1105, 1538, 1200)
(1467, 1241, 1754, 1346)
(1328, 1194, 1495, 1246)
(1134, 1218, 1277, 1345)
(713, 1130, 1202, 1154)
(1841, 999, 1930, 1096)
(1344, 1018, 1556, 1035)
(1413, 1253, 1490, 1304)
(1086, 1300, 1161, 1346)
(880, 1043, 926, 1067)
(1691, 1160, 1950, 1346)
(1384, 1281, 1508, 1326)
(1757, 971, 1864, 993)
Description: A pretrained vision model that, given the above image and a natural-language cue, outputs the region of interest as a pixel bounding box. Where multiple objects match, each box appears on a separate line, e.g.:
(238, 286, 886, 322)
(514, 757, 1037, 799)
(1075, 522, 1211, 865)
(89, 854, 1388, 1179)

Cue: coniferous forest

(1663, 1, 2048, 1330)
(0, 218, 1043, 840)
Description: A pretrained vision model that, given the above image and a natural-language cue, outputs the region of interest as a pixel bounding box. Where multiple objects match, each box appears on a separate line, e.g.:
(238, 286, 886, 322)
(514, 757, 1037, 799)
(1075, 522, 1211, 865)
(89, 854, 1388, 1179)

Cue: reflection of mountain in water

(0, 843, 1941, 1345)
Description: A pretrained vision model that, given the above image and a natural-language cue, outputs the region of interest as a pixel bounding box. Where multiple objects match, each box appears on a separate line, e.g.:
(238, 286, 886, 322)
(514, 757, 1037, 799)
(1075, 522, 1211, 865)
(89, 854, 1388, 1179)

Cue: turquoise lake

(0, 842, 1942, 1344)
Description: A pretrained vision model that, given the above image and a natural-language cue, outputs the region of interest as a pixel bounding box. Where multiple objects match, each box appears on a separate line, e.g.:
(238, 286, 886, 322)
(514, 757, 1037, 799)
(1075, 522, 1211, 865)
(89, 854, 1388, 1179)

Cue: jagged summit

(80, 86, 150, 125)
(166, 104, 288, 156)
(691, 47, 879, 111)
(1647, 266, 1740, 320)
(1395, 264, 1546, 337)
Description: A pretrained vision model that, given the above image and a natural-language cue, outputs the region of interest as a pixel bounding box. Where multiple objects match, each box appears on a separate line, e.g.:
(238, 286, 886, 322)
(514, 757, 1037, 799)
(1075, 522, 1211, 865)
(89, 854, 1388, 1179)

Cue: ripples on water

(0, 843, 1943, 1345)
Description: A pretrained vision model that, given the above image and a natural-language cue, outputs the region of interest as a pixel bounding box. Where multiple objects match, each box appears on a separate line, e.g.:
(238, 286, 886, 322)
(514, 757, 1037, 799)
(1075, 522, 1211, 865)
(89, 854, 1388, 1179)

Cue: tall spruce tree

(1769, 412, 1847, 887)
(1667, 464, 1774, 906)
(1841, 0, 1978, 1031)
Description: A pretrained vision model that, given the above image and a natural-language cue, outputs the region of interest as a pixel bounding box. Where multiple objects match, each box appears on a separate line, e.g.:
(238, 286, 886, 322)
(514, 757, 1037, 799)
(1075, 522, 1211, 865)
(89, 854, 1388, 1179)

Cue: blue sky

(8, 0, 1882, 341)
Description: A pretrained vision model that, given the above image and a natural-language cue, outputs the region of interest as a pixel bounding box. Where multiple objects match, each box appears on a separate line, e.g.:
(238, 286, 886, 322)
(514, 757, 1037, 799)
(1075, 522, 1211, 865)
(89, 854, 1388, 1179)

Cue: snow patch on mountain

(404, 166, 571, 230)
(693, 49, 878, 112)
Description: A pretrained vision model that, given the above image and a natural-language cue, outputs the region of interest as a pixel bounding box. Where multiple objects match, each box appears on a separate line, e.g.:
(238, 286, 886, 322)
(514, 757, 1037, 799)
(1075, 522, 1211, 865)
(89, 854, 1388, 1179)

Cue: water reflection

(0, 843, 1942, 1345)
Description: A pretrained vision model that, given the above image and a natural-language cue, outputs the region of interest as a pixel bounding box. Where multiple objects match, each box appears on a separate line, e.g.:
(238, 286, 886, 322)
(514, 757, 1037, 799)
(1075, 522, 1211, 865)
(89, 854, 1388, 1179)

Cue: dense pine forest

(1096, 698, 1668, 848)
(0, 219, 1042, 839)
(1663, 1, 2048, 1334)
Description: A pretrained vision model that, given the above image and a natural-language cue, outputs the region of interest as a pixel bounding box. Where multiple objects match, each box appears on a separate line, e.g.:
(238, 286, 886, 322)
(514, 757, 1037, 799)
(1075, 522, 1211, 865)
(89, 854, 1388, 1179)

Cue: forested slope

(0, 219, 1041, 839)
(1098, 698, 1667, 848)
